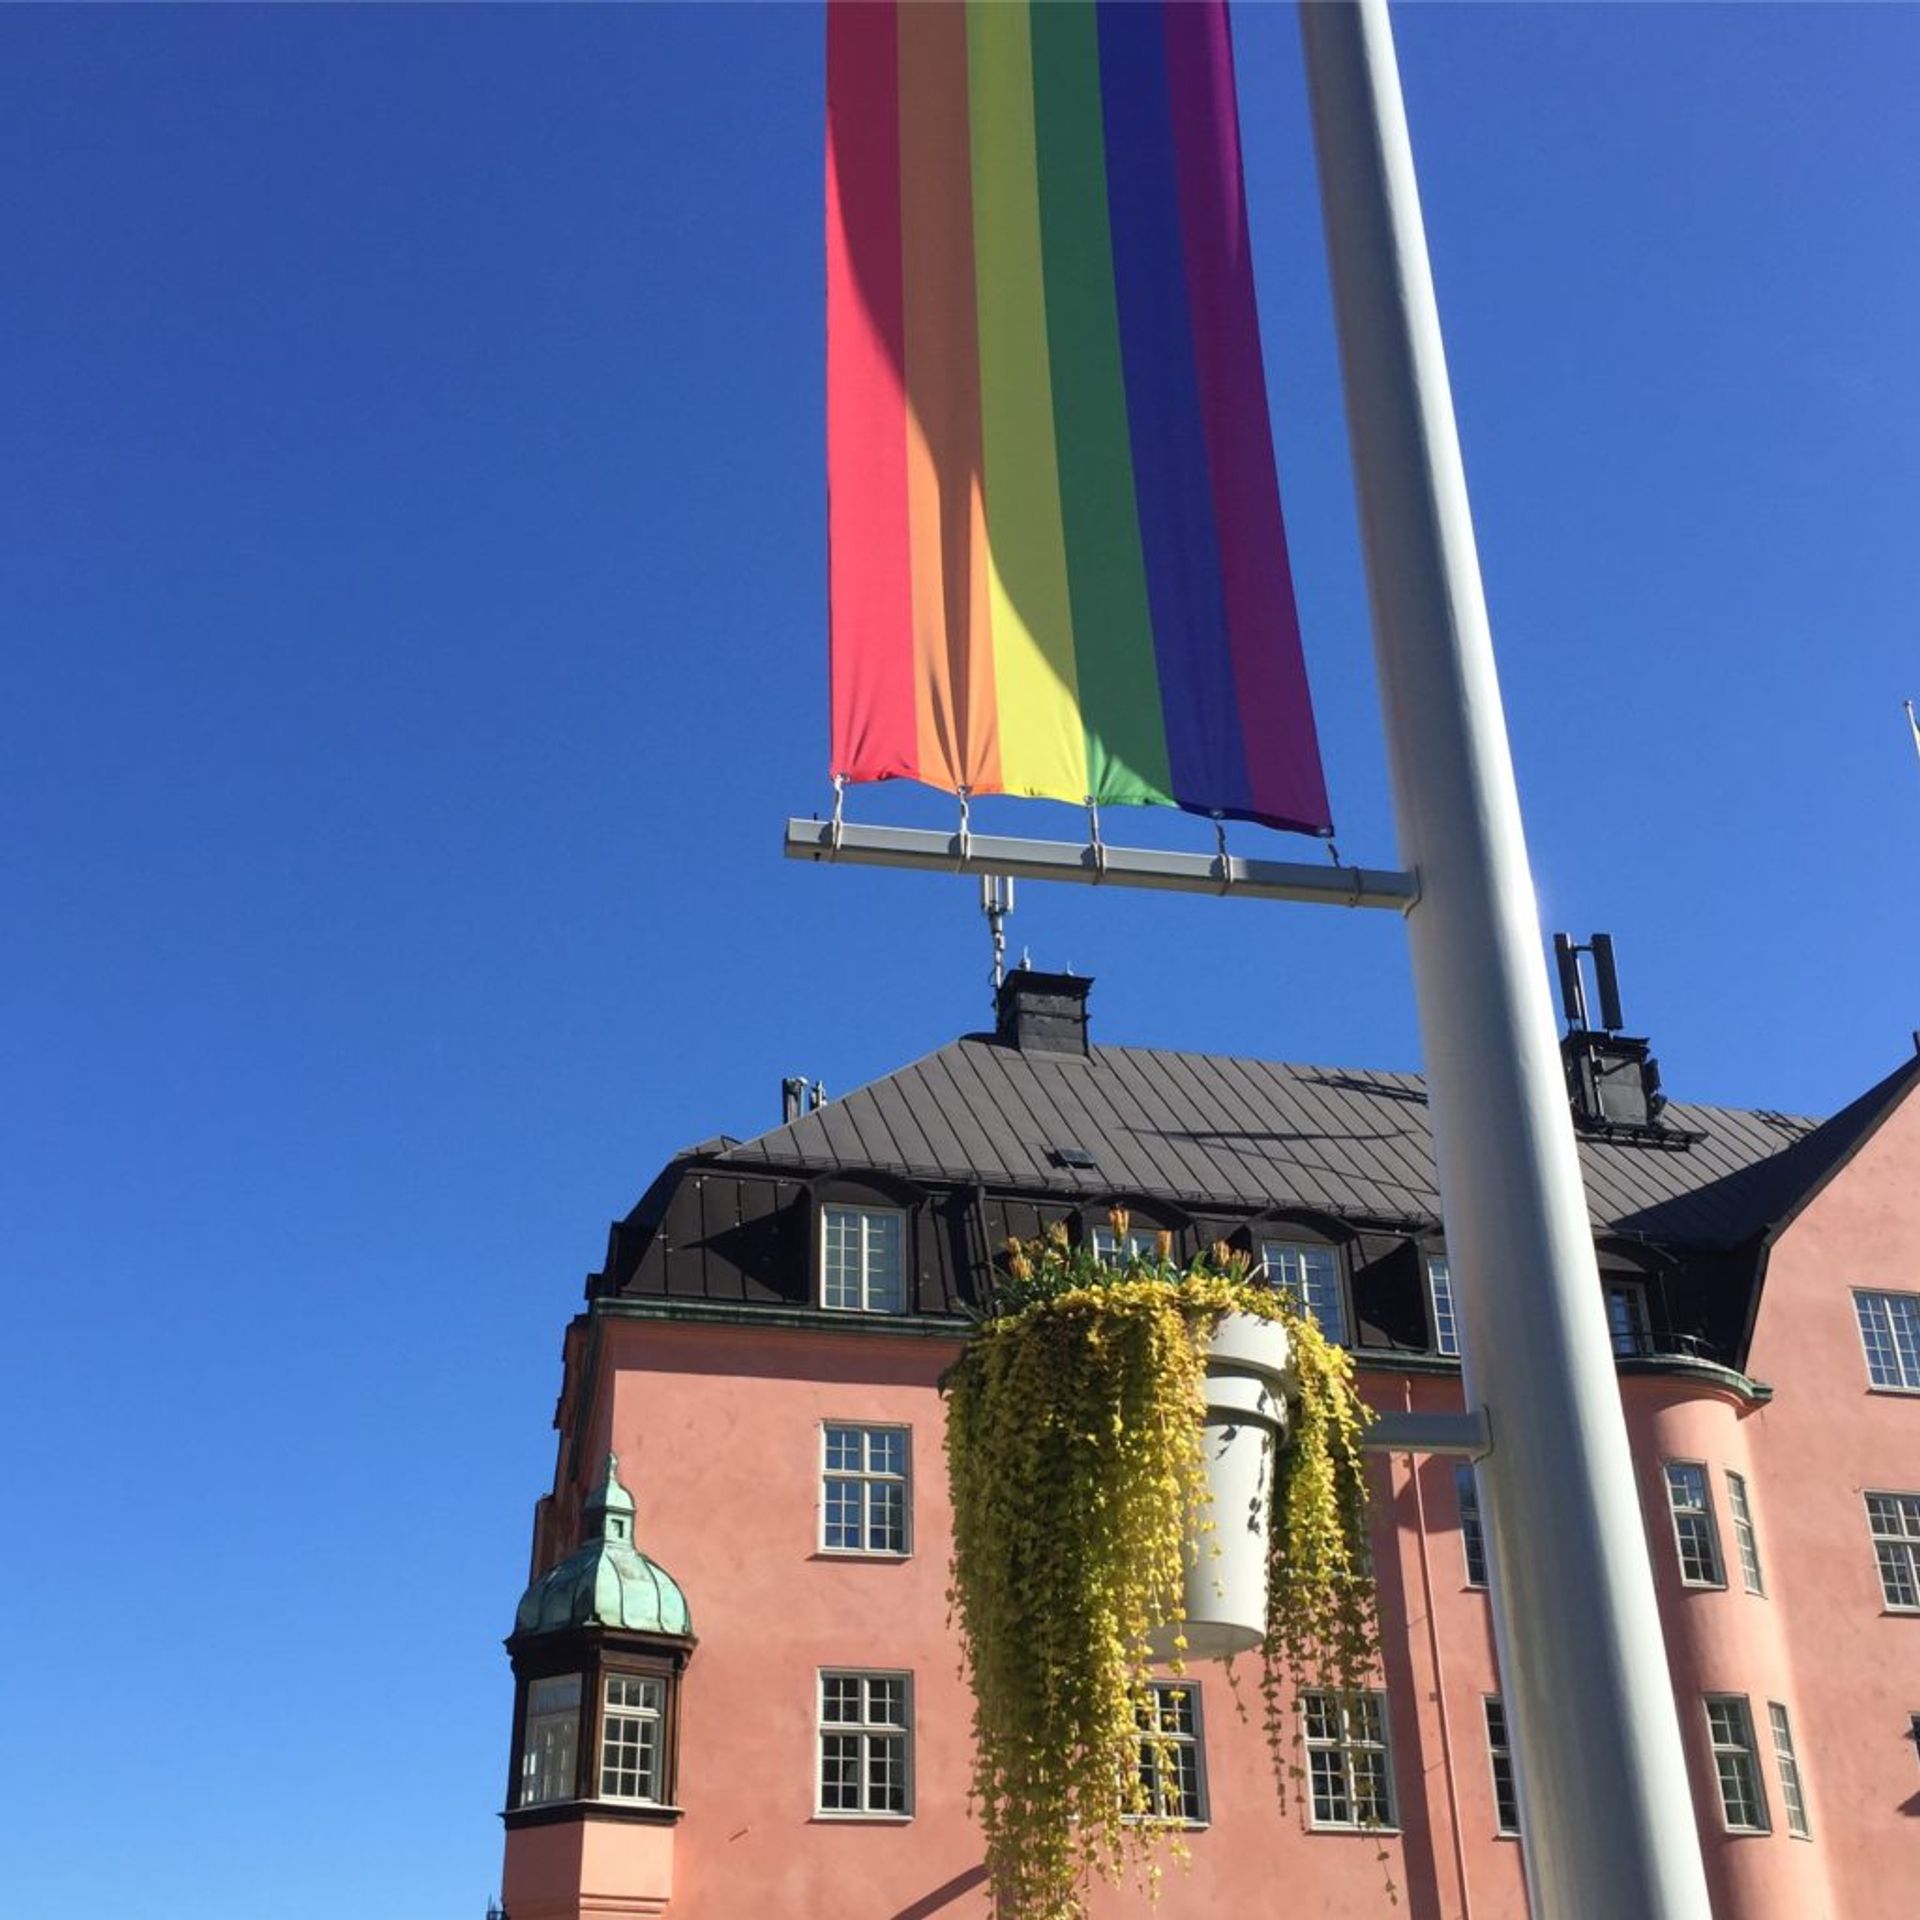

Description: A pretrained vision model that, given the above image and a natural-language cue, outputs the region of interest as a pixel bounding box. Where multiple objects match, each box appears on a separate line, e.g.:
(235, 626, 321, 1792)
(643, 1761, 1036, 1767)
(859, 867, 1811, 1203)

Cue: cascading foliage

(943, 1218, 1380, 1920)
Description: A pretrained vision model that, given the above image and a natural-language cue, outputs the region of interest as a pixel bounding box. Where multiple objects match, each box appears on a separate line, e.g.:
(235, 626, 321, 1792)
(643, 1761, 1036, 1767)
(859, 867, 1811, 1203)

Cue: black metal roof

(708, 1033, 1916, 1252)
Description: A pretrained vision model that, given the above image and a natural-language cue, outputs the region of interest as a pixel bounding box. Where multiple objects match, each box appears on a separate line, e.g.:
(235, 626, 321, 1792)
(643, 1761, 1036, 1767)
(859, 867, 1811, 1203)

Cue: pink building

(495, 971, 1920, 1919)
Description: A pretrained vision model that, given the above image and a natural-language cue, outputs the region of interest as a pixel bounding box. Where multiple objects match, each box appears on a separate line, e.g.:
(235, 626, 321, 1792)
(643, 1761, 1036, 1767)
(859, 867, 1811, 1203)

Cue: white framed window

(817, 1671, 912, 1818)
(599, 1674, 665, 1803)
(1134, 1682, 1208, 1824)
(1664, 1462, 1725, 1588)
(1704, 1696, 1769, 1833)
(821, 1424, 910, 1556)
(1604, 1280, 1651, 1357)
(519, 1673, 581, 1807)
(1854, 1290, 1920, 1391)
(1725, 1470, 1764, 1596)
(1767, 1702, 1809, 1838)
(1483, 1697, 1519, 1835)
(1428, 1255, 1459, 1357)
(1260, 1240, 1350, 1346)
(1866, 1491, 1920, 1611)
(1302, 1690, 1396, 1830)
(821, 1205, 907, 1315)
(1455, 1464, 1489, 1589)
(1091, 1222, 1164, 1267)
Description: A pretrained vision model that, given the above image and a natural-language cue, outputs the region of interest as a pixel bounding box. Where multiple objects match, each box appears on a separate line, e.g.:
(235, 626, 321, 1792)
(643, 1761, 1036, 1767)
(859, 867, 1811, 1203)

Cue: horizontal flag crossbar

(785, 817, 1417, 912)
(1361, 1409, 1492, 1460)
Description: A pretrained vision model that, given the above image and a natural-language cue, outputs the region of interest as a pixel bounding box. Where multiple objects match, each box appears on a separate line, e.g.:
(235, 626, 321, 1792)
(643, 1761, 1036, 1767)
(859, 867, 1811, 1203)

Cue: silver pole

(1298, 6, 1712, 1915)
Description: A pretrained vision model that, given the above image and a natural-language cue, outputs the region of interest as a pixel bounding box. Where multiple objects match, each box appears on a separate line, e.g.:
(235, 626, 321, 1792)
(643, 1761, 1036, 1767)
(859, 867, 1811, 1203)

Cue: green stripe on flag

(1030, 0, 1173, 808)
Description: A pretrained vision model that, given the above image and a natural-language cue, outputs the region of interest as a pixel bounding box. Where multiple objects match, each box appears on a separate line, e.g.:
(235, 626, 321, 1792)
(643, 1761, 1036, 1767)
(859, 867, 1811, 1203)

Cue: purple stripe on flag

(1163, 0, 1330, 835)
(1096, 0, 1253, 822)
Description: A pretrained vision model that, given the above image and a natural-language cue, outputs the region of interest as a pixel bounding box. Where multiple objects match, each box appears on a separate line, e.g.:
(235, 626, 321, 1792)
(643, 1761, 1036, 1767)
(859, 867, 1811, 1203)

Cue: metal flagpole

(1298, 6, 1713, 1915)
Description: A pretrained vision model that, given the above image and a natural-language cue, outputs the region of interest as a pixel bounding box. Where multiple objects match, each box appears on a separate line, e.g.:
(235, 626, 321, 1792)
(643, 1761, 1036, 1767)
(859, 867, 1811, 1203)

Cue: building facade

(496, 971, 1920, 1919)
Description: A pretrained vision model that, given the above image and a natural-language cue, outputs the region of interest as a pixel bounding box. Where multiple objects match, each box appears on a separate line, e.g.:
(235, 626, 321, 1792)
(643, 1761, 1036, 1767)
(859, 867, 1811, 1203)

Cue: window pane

(818, 1672, 912, 1816)
(528, 1674, 581, 1715)
(1303, 1692, 1340, 1743)
(1767, 1702, 1809, 1838)
(866, 1213, 904, 1312)
(520, 1675, 583, 1807)
(1261, 1242, 1349, 1345)
(1665, 1463, 1724, 1586)
(822, 1207, 906, 1314)
(1726, 1471, 1763, 1595)
(600, 1673, 662, 1803)
(821, 1733, 859, 1809)
(1302, 1689, 1394, 1830)
(868, 1481, 904, 1552)
(1868, 1492, 1920, 1609)
(1134, 1683, 1206, 1823)
(1705, 1697, 1769, 1832)
(822, 1424, 910, 1556)
(1456, 1464, 1488, 1588)
(1484, 1698, 1518, 1834)
(1309, 1747, 1350, 1825)
(1428, 1256, 1459, 1357)
(1856, 1291, 1920, 1389)
(1605, 1282, 1650, 1356)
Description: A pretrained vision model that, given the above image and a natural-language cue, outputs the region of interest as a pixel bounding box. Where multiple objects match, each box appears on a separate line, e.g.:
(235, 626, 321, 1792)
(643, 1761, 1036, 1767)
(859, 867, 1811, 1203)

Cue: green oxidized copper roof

(514, 1453, 692, 1639)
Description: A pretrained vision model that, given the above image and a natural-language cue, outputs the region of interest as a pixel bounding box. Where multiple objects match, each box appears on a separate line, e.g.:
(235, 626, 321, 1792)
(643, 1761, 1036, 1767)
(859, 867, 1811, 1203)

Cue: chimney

(1553, 933, 1666, 1134)
(781, 1076, 807, 1124)
(994, 968, 1093, 1058)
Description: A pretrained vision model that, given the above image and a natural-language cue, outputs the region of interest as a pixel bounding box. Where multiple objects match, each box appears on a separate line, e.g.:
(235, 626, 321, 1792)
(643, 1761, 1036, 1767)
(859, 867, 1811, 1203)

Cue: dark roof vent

(1553, 933, 1686, 1142)
(995, 968, 1092, 1058)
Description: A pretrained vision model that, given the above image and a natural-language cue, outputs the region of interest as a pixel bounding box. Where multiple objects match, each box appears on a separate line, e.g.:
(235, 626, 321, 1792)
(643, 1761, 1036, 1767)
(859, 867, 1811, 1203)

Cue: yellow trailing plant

(943, 1217, 1379, 1920)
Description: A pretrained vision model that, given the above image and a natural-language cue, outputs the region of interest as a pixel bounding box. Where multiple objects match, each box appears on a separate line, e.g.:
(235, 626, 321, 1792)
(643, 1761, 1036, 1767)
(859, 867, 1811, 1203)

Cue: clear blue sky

(4, 6, 1916, 1915)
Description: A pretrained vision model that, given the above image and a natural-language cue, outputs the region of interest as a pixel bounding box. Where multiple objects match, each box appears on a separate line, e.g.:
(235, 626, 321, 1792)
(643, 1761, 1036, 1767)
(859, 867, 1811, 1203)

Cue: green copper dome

(514, 1454, 693, 1639)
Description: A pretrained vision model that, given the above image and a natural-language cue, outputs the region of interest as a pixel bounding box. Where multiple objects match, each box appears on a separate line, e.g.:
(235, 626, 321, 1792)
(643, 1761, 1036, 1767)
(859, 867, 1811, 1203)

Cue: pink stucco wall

(517, 1320, 1530, 1920)
(504, 1816, 674, 1918)
(1739, 1082, 1920, 1919)
(1621, 1380, 1837, 1918)
(505, 1085, 1920, 1917)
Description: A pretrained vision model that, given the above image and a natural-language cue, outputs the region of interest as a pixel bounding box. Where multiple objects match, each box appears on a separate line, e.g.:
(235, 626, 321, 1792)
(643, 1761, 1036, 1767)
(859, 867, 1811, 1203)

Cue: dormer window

(1428, 1255, 1459, 1357)
(1091, 1222, 1162, 1267)
(1604, 1281, 1651, 1357)
(1259, 1240, 1350, 1346)
(822, 1204, 907, 1314)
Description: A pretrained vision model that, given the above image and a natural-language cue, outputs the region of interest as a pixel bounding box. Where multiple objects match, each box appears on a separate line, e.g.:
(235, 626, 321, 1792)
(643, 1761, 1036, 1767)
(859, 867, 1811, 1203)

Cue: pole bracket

(1362, 1407, 1491, 1460)
(785, 817, 1418, 913)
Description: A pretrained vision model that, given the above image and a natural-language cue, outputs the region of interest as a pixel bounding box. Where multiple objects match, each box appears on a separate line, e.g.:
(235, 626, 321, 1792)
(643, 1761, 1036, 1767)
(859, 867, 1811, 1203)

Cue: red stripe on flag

(826, 0, 919, 784)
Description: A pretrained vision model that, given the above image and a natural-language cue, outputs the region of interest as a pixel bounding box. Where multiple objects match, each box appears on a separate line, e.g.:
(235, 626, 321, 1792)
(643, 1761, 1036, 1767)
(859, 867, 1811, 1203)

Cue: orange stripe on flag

(899, 1, 1000, 795)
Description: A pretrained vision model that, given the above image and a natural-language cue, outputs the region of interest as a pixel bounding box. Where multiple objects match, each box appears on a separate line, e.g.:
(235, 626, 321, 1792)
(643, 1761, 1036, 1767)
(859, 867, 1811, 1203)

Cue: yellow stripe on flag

(966, 0, 1089, 803)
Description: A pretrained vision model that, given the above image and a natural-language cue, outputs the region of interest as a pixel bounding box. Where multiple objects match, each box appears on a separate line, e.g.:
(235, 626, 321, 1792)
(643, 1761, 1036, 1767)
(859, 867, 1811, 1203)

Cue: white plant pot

(1147, 1312, 1294, 1663)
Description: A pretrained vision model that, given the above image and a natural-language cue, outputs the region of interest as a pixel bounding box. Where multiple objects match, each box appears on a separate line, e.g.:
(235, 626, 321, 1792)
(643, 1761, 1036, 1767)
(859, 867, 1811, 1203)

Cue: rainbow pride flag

(826, 0, 1329, 836)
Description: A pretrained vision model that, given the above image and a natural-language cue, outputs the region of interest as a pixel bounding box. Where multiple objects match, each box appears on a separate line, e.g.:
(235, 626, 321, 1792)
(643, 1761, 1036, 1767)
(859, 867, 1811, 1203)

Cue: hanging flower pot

(943, 1217, 1379, 1920)
(1146, 1309, 1294, 1663)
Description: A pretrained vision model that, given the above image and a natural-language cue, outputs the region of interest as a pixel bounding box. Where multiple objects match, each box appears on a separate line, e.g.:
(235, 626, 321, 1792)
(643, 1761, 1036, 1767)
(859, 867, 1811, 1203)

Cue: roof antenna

(982, 874, 1015, 994)
(1553, 932, 1589, 1031)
